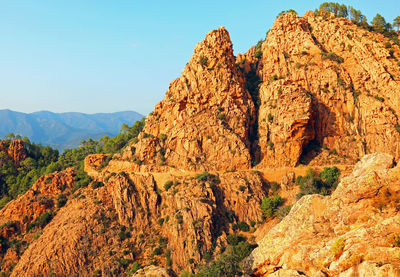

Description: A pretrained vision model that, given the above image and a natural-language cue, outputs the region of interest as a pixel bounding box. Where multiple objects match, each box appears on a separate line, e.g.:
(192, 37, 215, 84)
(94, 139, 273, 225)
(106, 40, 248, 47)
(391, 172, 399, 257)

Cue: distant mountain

(0, 109, 143, 151)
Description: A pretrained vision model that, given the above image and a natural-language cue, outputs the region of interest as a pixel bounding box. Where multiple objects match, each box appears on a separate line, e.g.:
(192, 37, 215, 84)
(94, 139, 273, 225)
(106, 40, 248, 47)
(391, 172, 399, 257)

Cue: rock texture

(241, 11, 400, 167)
(124, 27, 255, 172)
(247, 153, 400, 276)
(0, 140, 27, 167)
(0, 169, 76, 273)
(5, 168, 268, 275)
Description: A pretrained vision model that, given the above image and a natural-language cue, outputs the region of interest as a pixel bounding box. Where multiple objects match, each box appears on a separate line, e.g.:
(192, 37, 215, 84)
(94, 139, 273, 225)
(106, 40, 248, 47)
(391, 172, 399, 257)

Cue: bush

(175, 214, 183, 224)
(238, 185, 246, 192)
(197, 240, 257, 277)
(236, 221, 250, 232)
(165, 248, 172, 266)
(227, 234, 246, 246)
(261, 195, 283, 218)
(26, 212, 55, 231)
(0, 196, 11, 209)
(179, 271, 194, 277)
(164, 181, 173, 191)
(152, 247, 162, 256)
(91, 181, 104, 189)
(297, 167, 341, 198)
(127, 262, 141, 275)
(321, 52, 344, 63)
(57, 194, 67, 208)
(195, 172, 220, 185)
(199, 56, 208, 67)
(393, 235, 400, 247)
(159, 133, 167, 143)
(384, 42, 392, 48)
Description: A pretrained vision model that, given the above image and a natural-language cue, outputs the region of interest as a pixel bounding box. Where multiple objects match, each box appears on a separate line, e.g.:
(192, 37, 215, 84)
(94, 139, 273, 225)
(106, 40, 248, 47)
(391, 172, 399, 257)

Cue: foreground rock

(247, 153, 400, 276)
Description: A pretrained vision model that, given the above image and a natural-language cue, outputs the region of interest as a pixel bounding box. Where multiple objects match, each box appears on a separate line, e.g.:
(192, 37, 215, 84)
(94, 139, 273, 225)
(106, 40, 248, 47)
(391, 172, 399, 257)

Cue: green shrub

(199, 56, 208, 67)
(227, 234, 246, 246)
(91, 181, 104, 189)
(57, 194, 67, 208)
(98, 155, 112, 170)
(152, 247, 162, 256)
(322, 52, 344, 63)
(270, 182, 280, 194)
(164, 181, 173, 191)
(297, 167, 340, 198)
(374, 95, 385, 102)
(0, 196, 11, 209)
(165, 249, 172, 266)
(236, 221, 250, 232)
(393, 235, 400, 247)
(176, 214, 183, 224)
(127, 262, 141, 275)
(261, 195, 283, 218)
(384, 42, 392, 48)
(197, 240, 257, 277)
(179, 270, 194, 277)
(238, 185, 246, 192)
(26, 212, 55, 231)
(195, 172, 220, 185)
(395, 124, 400, 134)
(159, 133, 167, 143)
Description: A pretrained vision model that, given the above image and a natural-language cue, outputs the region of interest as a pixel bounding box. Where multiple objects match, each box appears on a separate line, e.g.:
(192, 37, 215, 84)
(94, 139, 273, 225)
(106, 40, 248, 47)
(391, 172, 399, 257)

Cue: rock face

(6, 169, 267, 276)
(127, 27, 255, 172)
(247, 153, 400, 276)
(0, 169, 76, 273)
(0, 140, 27, 167)
(244, 12, 400, 167)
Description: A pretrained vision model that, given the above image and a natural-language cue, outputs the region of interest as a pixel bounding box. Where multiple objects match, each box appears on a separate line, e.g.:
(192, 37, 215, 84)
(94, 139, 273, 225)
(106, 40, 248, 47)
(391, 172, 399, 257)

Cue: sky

(0, 1, 399, 116)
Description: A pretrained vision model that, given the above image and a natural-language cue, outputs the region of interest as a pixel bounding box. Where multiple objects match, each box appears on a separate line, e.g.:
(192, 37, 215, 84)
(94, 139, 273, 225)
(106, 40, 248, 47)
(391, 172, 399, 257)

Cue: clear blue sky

(0, 1, 398, 115)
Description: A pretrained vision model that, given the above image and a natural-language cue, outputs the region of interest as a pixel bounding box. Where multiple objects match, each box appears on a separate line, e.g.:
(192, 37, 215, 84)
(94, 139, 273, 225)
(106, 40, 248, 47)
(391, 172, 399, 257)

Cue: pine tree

(394, 16, 400, 31)
(371, 13, 387, 33)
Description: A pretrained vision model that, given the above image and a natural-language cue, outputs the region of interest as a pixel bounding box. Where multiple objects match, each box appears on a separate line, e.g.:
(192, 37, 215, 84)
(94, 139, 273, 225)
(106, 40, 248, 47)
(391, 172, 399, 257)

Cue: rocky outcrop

(249, 12, 400, 166)
(0, 168, 75, 233)
(6, 169, 267, 275)
(0, 169, 75, 273)
(0, 140, 27, 167)
(122, 27, 256, 172)
(132, 266, 176, 277)
(247, 153, 400, 276)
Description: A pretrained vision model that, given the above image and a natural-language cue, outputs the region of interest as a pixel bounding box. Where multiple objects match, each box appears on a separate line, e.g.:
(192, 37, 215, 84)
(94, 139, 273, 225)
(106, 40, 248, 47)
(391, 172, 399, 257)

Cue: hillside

(1, 6, 400, 277)
(0, 110, 143, 151)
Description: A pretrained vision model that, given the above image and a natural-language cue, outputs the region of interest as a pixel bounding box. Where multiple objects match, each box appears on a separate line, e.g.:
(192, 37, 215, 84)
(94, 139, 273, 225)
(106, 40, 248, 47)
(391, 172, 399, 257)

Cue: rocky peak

(119, 26, 255, 172)
(252, 11, 400, 167)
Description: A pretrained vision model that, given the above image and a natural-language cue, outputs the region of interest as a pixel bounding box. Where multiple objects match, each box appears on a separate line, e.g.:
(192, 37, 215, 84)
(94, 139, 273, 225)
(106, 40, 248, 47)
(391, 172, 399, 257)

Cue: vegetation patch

(297, 167, 341, 198)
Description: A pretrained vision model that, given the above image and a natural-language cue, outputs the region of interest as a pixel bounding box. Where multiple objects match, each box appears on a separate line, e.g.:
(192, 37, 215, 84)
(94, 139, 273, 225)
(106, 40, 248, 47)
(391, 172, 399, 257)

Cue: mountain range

(0, 109, 143, 151)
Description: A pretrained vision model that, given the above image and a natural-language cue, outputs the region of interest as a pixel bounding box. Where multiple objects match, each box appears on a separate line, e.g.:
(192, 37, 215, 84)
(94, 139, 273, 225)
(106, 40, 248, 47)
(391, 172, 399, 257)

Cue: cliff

(246, 12, 400, 167)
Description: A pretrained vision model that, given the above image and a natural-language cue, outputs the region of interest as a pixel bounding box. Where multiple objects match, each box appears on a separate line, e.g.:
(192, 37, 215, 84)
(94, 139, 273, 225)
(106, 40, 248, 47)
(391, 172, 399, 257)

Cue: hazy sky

(0, 1, 398, 115)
